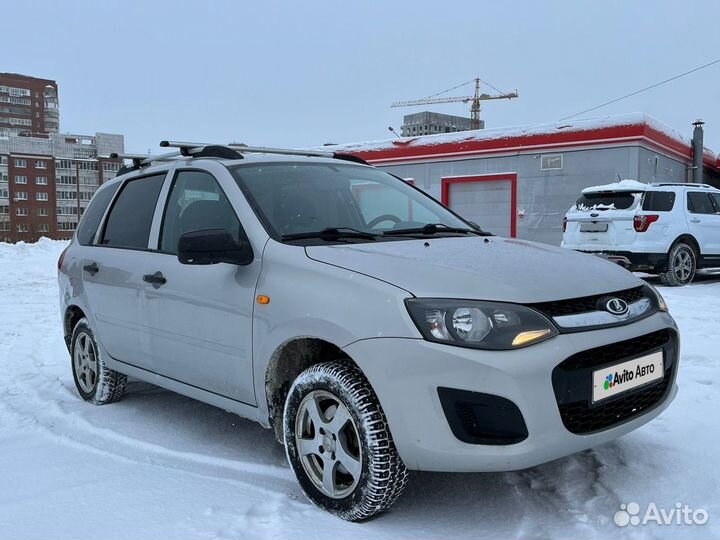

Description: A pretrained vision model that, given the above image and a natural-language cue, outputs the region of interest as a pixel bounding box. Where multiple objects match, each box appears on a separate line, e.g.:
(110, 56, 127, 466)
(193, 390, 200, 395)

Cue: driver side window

(160, 170, 244, 254)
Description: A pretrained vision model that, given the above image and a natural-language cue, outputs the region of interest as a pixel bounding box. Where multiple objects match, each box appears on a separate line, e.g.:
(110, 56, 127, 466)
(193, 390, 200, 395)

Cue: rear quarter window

(642, 191, 676, 212)
(575, 192, 638, 211)
(76, 181, 121, 245)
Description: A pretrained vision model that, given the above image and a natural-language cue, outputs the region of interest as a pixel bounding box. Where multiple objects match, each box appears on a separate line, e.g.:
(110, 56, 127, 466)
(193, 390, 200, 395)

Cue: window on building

(0, 205, 9, 214)
(58, 175, 76, 185)
(15, 175, 27, 184)
(17, 224, 29, 232)
(37, 208, 49, 216)
(36, 192, 48, 201)
(16, 207, 28, 216)
(0, 189, 8, 198)
(57, 221, 77, 231)
(76, 182, 121, 245)
(0, 222, 9, 231)
(56, 160, 73, 170)
(35, 160, 47, 169)
(101, 174, 166, 249)
(687, 192, 718, 214)
(541, 154, 563, 170)
(15, 191, 28, 200)
(14, 158, 27, 168)
(36, 176, 48, 185)
(0, 156, 7, 165)
(37, 224, 50, 233)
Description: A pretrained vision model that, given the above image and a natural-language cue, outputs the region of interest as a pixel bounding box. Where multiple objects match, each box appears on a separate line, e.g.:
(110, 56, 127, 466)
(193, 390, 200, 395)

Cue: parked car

(59, 145, 679, 520)
(562, 180, 720, 286)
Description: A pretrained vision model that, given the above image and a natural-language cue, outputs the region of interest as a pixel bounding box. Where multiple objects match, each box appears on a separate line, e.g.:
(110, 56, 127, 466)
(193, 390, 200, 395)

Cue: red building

(0, 73, 59, 136)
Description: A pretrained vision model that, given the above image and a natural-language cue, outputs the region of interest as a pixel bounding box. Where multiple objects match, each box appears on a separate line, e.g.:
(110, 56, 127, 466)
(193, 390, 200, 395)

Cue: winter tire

(659, 242, 696, 286)
(71, 318, 127, 404)
(283, 361, 409, 521)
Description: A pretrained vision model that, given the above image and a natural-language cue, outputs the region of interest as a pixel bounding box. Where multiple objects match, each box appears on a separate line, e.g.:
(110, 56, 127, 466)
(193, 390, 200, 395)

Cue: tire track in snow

(0, 241, 298, 496)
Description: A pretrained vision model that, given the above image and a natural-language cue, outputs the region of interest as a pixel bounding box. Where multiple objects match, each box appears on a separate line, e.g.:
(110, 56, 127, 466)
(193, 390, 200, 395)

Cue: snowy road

(0, 240, 718, 539)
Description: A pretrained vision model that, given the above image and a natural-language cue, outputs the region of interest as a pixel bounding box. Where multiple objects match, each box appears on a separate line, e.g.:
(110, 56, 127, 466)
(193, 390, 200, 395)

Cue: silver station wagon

(58, 141, 679, 520)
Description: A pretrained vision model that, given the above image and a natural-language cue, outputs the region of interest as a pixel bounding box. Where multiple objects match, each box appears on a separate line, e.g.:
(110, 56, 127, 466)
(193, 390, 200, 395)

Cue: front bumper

(343, 311, 679, 472)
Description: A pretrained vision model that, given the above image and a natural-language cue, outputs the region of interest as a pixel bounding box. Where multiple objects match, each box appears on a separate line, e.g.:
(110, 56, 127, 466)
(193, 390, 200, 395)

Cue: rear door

(687, 191, 720, 257)
(564, 190, 641, 248)
(141, 168, 260, 405)
(81, 172, 166, 368)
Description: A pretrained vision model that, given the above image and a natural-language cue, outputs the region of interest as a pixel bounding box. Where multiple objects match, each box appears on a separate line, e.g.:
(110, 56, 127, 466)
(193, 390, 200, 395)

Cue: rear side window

(575, 192, 638, 211)
(642, 191, 675, 212)
(101, 174, 166, 249)
(76, 182, 121, 245)
(687, 192, 717, 215)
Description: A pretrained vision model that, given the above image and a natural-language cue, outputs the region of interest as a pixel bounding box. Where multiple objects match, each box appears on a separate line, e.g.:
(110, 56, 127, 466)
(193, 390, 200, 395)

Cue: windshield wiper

(281, 227, 380, 241)
(382, 223, 492, 237)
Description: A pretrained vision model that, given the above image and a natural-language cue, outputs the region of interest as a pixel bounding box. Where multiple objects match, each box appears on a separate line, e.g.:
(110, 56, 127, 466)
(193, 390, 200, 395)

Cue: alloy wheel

(295, 390, 363, 499)
(73, 332, 98, 394)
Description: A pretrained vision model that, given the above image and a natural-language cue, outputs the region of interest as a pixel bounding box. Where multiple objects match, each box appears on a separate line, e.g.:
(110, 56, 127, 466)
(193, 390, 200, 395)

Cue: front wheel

(659, 243, 696, 286)
(283, 361, 409, 521)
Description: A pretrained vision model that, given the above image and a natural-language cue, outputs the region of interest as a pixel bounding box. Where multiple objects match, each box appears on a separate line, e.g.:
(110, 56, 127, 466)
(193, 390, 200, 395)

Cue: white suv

(562, 180, 720, 286)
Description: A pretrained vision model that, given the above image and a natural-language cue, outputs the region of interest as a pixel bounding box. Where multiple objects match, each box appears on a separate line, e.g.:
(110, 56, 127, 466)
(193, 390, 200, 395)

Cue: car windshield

(230, 162, 475, 242)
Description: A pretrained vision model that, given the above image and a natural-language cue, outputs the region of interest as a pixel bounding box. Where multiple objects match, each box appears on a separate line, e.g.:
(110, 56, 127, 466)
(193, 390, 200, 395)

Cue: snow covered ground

(0, 239, 718, 540)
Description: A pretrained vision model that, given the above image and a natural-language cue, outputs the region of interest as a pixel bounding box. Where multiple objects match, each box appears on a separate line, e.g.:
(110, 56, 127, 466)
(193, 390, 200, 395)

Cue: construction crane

(391, 77, 518, 130)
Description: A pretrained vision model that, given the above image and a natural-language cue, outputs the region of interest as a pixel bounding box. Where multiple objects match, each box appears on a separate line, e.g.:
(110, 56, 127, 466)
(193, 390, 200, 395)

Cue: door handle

(690, 218, 701, 223)
(83, 262, 99, 276)
(143, 271, 167, 288)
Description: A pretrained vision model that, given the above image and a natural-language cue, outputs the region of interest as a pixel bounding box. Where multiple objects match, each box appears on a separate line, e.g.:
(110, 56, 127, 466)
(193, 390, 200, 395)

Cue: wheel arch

(63, 305, 87, 351)
(671, 234, 701, 256)
(264, 336, 360, 442)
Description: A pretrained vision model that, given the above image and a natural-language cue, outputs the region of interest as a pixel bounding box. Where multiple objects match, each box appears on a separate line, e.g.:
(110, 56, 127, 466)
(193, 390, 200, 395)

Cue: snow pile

(582, 179, 650, 194)
(0, 240, 719, 539)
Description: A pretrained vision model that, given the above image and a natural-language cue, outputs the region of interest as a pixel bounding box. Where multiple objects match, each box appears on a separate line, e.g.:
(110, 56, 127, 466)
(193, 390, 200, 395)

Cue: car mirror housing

(177, 228, 253, 266)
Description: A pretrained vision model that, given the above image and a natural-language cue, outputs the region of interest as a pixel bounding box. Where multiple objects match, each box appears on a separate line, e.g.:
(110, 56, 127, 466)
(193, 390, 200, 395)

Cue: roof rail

(651, 182, 714, 188)
(159, 140, 369, 165)
(108, 145, 244, 175)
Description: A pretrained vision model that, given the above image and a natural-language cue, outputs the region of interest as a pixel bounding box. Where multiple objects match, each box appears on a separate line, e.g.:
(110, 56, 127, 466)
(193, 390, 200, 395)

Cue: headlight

(405, 299, 558, 350)
(644, 283, 668, 312)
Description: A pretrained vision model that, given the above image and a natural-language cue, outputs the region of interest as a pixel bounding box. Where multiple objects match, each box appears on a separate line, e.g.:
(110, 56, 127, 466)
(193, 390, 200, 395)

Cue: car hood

(305, 236, 642, 303)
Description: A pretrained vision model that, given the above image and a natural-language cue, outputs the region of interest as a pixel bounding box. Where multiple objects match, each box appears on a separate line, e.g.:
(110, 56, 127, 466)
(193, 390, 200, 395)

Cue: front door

(142, 169, 260, 405)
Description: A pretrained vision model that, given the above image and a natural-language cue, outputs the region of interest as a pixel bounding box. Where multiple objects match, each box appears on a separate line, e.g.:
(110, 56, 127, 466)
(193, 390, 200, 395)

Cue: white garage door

(447, 179, 513, 237)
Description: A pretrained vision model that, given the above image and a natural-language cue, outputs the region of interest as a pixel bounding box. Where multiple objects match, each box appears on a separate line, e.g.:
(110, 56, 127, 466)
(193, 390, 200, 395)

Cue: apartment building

(0, 132, 124, 243)
(0, 73, 59, 135)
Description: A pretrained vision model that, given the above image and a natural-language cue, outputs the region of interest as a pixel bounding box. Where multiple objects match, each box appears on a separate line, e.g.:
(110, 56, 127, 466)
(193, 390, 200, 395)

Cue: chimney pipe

(692, 119, 704, 184)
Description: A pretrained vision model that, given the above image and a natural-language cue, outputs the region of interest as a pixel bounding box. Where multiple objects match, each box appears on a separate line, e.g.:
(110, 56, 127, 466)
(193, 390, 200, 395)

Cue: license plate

(580, 222, 608, 232)
(592, 351, 664, 403)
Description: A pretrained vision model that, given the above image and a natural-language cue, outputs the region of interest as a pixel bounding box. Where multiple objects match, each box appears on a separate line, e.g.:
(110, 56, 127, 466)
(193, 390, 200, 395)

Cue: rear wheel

(283, 361, 409, 521)
(659, 242, 696, 286)
(71, 318, 127, 404)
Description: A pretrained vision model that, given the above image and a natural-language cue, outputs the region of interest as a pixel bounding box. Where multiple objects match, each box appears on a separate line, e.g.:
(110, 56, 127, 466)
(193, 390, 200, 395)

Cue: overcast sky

(5, 0, 720, 153)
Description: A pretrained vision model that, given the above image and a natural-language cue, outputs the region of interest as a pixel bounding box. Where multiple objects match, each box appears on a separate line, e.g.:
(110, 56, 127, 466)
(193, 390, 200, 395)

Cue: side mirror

(177, 228, 254, 266)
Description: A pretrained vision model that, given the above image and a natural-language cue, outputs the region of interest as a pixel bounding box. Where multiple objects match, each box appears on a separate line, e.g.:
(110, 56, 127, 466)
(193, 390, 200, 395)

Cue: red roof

(327, 113, 716, 169)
